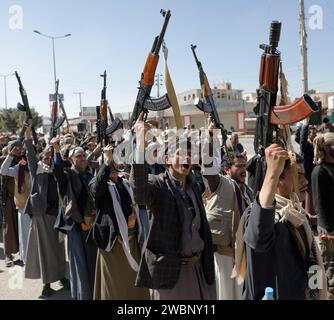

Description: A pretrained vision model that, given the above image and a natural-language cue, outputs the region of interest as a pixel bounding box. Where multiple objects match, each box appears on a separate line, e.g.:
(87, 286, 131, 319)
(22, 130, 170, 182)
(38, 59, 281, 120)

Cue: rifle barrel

(191, 44, 201, 68)
(153, 9, 171, 55)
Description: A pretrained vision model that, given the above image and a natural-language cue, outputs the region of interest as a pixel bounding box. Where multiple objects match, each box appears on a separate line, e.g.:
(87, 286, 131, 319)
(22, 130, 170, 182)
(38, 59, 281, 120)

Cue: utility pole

(299, 0, 309, 94)
(155, 74, 164, 128)
(155, 74, 163, 98)
(0, 73, 14, 109)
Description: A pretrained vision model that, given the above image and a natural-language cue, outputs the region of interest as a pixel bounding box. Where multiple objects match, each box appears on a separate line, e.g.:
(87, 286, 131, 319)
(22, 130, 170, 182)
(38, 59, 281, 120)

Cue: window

(188, 94, 191, 100)
(184, 96, 187, 101)
(192, 94, 196, 99)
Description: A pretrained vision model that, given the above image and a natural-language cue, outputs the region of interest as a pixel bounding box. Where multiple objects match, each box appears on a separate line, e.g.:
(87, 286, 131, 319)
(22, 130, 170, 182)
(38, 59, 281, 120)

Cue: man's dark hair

(280, 153, 304, 179)
(323, 117, 330, 124)
(222, 152, 245, 169)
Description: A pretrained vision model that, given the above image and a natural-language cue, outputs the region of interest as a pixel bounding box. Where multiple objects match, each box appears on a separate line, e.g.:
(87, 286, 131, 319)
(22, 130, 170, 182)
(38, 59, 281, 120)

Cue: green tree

(0, 108, 43, 134)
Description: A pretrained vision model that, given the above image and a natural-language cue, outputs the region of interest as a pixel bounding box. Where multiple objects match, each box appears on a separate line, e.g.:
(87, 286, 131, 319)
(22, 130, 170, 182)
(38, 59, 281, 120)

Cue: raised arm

(0, 155, 18, 178)
(245, 144, 289, 252)
(129, 112, 158, 207)
(202, 117, 222, 192)
(23, 123, 38, 177)
(50, 137, 68, 198)
(89, 145, 113, 199)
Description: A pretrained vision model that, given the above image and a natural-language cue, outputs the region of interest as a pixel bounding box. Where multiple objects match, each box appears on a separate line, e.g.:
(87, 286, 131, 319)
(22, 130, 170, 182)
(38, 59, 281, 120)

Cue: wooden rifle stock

(259, 54, 280, 94)
(130, 9, 171, 126)
(143, 54, 159, 86)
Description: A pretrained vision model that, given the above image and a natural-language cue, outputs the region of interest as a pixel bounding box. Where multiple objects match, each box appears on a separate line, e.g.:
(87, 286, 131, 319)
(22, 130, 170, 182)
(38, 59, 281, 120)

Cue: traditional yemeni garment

(232, 194, 327, 300)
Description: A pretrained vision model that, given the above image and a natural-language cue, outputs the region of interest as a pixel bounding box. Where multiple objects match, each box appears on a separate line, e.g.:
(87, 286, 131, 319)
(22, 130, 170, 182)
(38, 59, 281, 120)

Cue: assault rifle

(190, 44, 228, 147)
(96, 71, 123, 152)
(253, 21, 318, 193)
(15, 71, 39, 145)
(130, 9, 172, 126)
(50, 80, 65, 138)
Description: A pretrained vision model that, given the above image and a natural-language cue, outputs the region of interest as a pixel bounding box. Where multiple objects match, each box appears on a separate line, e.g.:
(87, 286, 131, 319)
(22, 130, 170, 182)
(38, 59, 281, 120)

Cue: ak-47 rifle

(130, 9, 172, 126)
(98, 71, 109, 148)
(190, 44, 228, 148)
(253, 21, 319, 194)
(15, 71, 39, 145)
(100, 71, 123, 137)
(50, 80, 65, 139)
(96, 71, 123, 155)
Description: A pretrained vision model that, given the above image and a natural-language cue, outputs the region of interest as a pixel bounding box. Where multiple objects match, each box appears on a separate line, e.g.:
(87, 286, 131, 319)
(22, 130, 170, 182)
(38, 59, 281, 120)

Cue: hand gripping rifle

(100, 71, 123, 137)
(130, 9, 172, 127)
(50, 80, 66, 138)
(15, 71, 39, 145)
(253, 21, 319, 194)
(96, 71, 123, 161)
(191, 44, 228, 148)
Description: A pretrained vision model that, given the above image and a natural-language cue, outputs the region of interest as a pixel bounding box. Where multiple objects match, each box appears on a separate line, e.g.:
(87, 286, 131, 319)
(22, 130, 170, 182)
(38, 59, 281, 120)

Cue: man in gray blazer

(130, 113, 214, 300)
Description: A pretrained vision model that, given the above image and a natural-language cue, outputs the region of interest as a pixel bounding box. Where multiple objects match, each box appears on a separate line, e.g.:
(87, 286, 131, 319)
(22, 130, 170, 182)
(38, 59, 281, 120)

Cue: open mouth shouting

(182, 164, 190, 170)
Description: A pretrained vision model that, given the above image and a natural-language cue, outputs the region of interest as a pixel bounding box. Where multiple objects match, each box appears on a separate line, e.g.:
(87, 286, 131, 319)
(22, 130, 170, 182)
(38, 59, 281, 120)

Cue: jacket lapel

(164, 171, 184, 226)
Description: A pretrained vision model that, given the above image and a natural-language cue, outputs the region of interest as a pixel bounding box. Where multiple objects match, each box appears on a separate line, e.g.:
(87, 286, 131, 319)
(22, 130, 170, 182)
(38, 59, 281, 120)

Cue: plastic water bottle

(262, 287, 275, 300)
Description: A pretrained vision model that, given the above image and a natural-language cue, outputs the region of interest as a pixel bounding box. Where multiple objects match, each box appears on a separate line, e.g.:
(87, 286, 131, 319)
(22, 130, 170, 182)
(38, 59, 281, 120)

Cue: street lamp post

(74, 92, 84, 117)
(33, 30, 71, 92)
(0, 73, 14, 109)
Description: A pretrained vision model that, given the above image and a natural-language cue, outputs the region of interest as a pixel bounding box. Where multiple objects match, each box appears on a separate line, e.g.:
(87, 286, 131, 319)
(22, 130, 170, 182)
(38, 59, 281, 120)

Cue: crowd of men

(0, 115, 333, 300)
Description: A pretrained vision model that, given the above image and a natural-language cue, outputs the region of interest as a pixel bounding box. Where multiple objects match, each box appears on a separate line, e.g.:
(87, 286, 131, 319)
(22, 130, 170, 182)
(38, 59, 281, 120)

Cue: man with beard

(23, 124, 68, 298)
(201, 124, 243, 300)
(89, 145, 150, 300)
(240, 145, 327, 300)
(312, 132, 334, 299)
(1, 140, 30, 266)
(222, 152, 254, 215)
(0, 140, 22, 267)
(130, 112, 215, 300)
(52, 138, 97, 300)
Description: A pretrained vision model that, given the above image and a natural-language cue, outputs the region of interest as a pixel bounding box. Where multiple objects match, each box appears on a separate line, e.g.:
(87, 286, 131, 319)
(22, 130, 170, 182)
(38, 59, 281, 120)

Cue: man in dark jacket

(130, 113, 215, 300)
(244, 144, 326, 300)
(89, 145, 150, 300)
(52, 138, 97, 300)
(312, 132, 334, 299)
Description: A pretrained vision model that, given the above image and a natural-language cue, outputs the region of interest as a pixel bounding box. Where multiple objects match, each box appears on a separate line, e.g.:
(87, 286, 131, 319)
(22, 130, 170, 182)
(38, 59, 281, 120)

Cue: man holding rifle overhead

(237, 21, 327, 300)
(129, 9, 214, 300)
